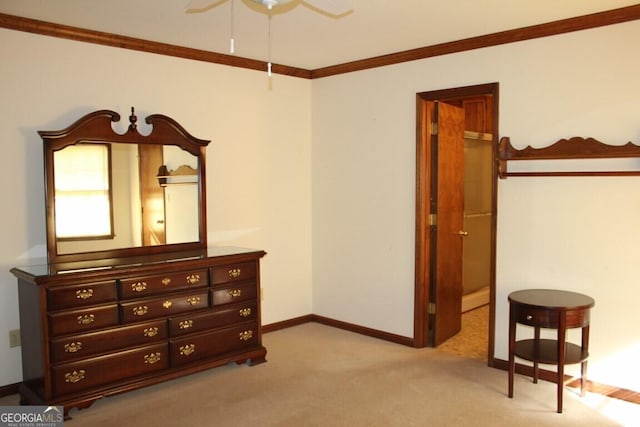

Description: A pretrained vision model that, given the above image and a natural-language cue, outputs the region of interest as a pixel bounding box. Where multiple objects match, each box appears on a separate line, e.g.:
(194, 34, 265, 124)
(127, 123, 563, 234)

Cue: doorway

(414, 83, 498, 365)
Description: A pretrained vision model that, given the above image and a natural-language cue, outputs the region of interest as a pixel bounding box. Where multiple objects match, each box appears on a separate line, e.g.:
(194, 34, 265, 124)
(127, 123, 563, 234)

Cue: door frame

(414, 82, 499, 365)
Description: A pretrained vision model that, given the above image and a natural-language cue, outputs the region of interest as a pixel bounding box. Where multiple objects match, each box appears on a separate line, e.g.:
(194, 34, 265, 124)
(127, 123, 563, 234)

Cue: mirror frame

(40, 108, 210, 264)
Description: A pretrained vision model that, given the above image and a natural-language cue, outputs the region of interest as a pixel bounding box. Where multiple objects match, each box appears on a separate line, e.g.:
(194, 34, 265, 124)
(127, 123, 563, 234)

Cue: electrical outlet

(9, 329, 21, 348)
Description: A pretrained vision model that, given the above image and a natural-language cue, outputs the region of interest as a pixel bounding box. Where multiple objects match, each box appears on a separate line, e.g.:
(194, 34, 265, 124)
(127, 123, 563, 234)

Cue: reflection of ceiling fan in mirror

(186, 0, 353, 18)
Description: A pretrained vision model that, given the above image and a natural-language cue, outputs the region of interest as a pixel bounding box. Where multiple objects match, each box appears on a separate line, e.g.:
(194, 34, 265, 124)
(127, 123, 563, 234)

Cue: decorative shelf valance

(157, 164, 198, 186)
(498, 136, 640, 178)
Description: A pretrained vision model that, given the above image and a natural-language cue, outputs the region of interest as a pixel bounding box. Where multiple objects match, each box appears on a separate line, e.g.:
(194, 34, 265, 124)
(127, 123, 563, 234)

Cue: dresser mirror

(41, 108, 210, 264)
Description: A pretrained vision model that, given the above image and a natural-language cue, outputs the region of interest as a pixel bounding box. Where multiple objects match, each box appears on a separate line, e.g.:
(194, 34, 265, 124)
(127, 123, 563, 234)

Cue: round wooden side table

(507, 289, 595, 413)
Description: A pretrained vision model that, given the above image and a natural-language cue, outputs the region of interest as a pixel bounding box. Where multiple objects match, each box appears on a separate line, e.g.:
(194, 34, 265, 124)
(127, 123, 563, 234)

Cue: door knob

(458, 230, 469, 236)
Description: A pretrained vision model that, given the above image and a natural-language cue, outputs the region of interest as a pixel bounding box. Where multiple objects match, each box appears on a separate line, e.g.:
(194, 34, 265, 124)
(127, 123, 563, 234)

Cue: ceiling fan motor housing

(254, 0, 290, 9)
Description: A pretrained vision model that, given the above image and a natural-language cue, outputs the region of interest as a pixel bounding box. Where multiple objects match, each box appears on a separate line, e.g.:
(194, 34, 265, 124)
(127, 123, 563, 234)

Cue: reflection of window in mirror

(53, 143, 114, 240)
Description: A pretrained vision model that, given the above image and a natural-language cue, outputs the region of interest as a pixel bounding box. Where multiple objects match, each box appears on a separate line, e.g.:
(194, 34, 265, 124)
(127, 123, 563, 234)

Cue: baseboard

(461, 287, 490, 313)
(262, 314, 314, 333)
(263, 314, 414, 347)
(0, 382, 19, 399)
(310, 314, 415, 347)
(492, 358, 640, 405)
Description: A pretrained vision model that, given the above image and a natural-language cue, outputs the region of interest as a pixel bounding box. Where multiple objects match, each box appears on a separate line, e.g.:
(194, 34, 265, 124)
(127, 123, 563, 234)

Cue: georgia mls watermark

(0, 406, 63, 427)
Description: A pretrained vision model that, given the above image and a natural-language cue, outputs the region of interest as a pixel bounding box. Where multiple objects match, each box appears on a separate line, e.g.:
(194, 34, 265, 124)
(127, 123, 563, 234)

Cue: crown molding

(0, 12, 312, 79)
(2, 4, 640, 80)
(312, 4, 640, 78)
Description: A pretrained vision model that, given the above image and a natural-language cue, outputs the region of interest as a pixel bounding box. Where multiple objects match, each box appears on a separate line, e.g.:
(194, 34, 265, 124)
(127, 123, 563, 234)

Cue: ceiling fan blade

(301, 0, 353, 18)
(185, 0, 229, 13)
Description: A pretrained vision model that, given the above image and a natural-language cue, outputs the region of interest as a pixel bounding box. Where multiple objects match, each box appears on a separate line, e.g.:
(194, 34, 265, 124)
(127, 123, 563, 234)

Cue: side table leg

(508, 303, 515, 398)
(581, 325, 590, 397)
(533, 326, 540, 384)
(557, 314, 567, 414)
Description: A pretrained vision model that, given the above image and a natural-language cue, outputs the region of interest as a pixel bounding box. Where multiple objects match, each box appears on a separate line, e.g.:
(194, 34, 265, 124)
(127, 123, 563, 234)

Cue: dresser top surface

(11, 246, 265, 280)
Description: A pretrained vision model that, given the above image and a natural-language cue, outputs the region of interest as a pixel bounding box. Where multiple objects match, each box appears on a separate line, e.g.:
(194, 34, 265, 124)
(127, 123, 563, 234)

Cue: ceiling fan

(185, 0, 353, 18)
(185, 0, 353, 77)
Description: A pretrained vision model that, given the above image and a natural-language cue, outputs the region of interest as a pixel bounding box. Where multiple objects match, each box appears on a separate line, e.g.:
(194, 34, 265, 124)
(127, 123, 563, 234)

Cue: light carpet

(1, 323, 639, 426)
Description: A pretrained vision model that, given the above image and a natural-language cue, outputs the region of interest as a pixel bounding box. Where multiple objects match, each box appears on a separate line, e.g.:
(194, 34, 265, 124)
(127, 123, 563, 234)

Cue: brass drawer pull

(239, 308, 252, 317)
(186, 274, 200, 285)
(228, 289, 242, 298)
(132, 282, 147, 292)
(229, 268, 241, 278)
(75, 289, 93, 300)
(180, 344, 195, 356)
(64, 342, 83, 353)
(144, 352, 162, 364)
(144, 327, 159, 337)
(163, 301, 173, 309)
(187, 296, 201, 306)
(179, 320, 193, 330)
(65, 370, 86, 383)
(526, 315, 533, 320)
(162, 277, 171, 286)
(239, 330, 253, 341)
(77, 314, 94, 325)
(133, 306, 149, 316)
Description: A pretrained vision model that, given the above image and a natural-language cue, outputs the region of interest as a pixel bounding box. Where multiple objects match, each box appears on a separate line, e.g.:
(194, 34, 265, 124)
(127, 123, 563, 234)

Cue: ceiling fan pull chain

(267, 12, 273, 77)
(229, 0, 235, 54)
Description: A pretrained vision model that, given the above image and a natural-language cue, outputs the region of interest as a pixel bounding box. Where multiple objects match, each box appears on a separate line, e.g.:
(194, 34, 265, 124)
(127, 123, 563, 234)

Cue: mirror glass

(53, 142, 201, 255)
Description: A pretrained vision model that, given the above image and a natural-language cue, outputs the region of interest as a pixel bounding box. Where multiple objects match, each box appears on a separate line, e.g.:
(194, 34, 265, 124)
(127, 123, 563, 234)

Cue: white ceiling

(1, 0, 638, 70)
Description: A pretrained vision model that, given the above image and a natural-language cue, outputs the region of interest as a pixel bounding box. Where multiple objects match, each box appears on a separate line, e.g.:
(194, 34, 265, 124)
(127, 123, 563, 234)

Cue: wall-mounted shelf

(498, 136, 640, 178)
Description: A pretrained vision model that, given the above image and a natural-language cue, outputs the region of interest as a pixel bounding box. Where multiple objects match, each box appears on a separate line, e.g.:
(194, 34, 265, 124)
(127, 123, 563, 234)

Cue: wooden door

(429, 101, 465, 345)
(415, 83, 498, 359)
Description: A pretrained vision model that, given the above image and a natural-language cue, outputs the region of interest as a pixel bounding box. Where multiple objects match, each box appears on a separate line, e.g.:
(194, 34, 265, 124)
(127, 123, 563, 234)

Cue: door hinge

(431, 122, 438, 136)
(429, 213, 437, 226)
(428, 302, 436, 315)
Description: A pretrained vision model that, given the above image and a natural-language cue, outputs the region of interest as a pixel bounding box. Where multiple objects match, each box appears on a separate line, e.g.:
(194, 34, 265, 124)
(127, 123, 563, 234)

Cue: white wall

(0, 28, 313, 386)
(311, 21, 640, 392)
(2, 19, 639, 395)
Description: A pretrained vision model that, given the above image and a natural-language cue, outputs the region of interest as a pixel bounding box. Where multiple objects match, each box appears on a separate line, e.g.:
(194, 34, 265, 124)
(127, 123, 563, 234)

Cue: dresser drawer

(48, 304, 119, 337)
(48, 281, 117, 309)
(50, 319, 168, 363)
(119, 269, 208, 299)
(169, 302, 258, 337)
(51, 343, 169, 396)
(211, 282, 257, 306)
(120, 289, 209, 323)
(210, 262, 256, 286)
(170, 322, 259, 367)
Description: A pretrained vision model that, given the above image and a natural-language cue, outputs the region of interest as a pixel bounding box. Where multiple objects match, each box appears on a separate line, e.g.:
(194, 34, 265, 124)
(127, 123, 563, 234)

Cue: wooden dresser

(11, 246, 266, 417)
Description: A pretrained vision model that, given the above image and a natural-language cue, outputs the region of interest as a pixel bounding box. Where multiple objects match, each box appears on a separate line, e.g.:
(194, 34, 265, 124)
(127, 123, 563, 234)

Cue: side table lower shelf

(514, 339, 589, 365)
